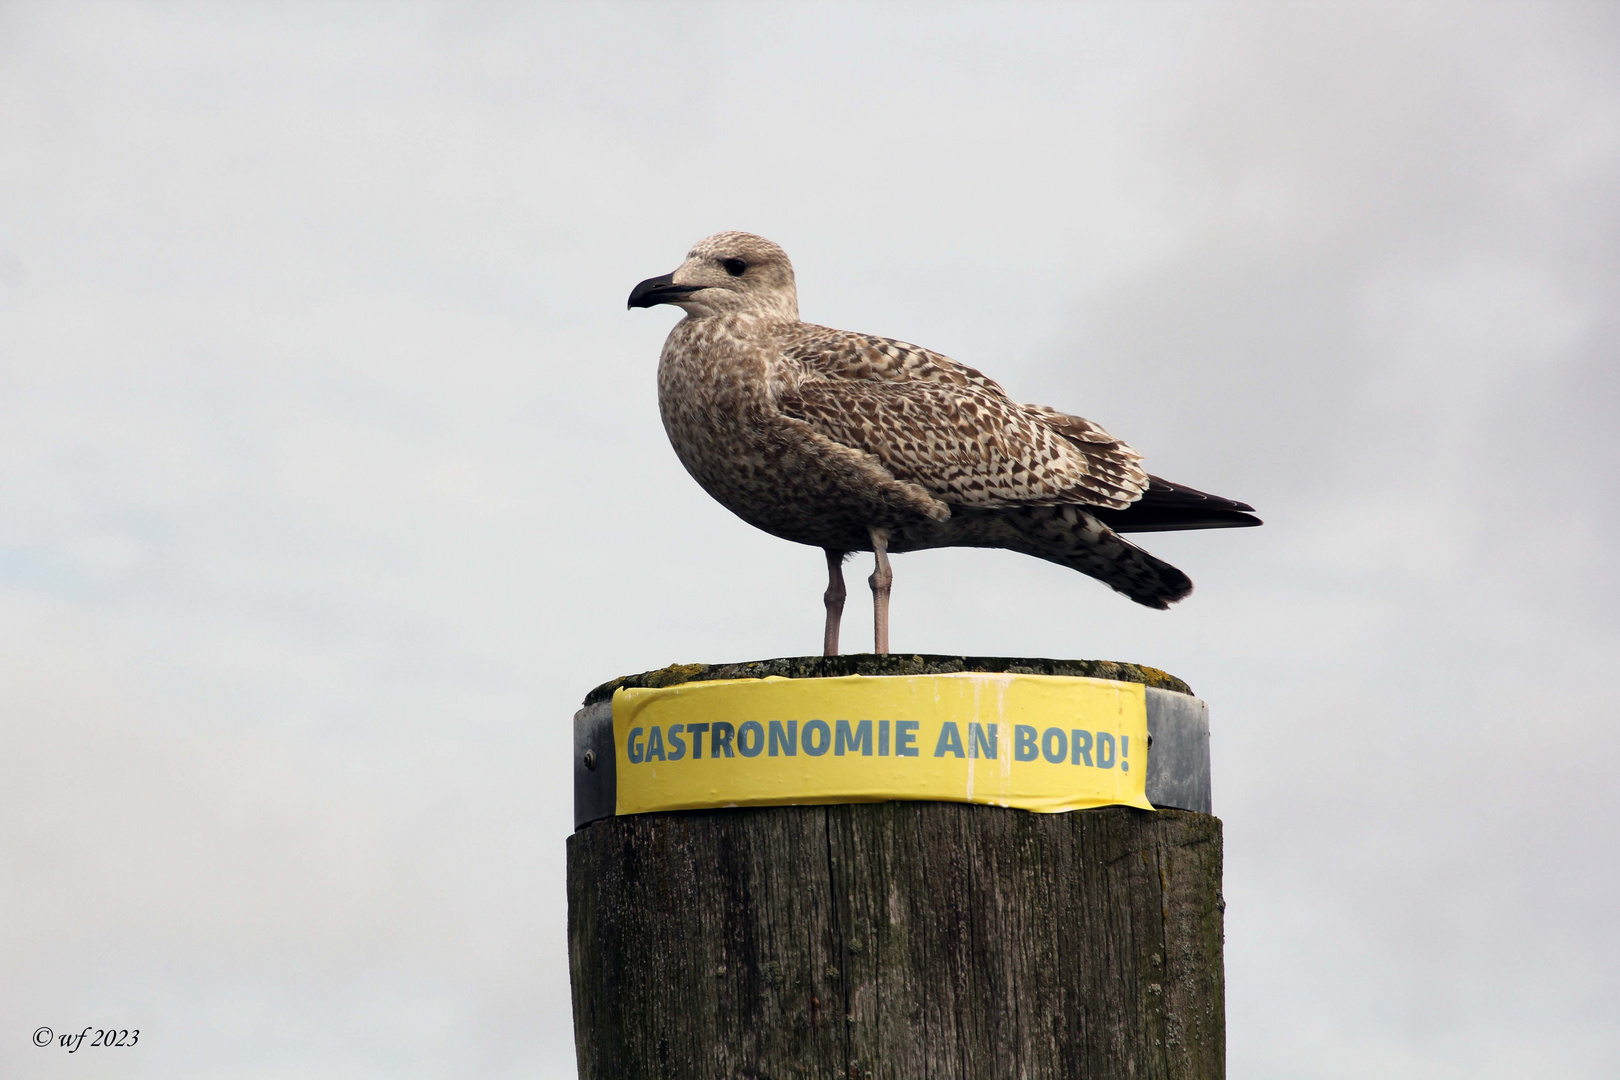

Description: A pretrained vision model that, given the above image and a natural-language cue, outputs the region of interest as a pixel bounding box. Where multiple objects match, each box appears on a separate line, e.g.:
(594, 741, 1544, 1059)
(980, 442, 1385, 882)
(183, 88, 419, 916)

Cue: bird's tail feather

(1000, 505, 1192, 608)
(899, 505, 1193, 609)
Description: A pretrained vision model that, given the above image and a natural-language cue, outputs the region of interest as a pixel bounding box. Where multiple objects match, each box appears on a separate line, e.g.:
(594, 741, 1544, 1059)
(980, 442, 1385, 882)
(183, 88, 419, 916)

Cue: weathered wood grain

(568, 802, 1224, 1079)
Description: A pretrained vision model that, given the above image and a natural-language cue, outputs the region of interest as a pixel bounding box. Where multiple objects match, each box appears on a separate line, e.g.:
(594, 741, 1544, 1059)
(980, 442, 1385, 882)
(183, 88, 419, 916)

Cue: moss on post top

(583, 654, 1192, 706)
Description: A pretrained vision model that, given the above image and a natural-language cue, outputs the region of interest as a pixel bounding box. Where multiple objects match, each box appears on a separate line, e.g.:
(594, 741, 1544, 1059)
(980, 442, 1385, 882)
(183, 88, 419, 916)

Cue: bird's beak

(627, 272, 700, 309)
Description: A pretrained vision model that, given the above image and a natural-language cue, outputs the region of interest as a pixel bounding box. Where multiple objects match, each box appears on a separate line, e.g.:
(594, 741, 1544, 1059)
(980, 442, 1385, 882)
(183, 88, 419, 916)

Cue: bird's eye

(722, 258, 748, 277)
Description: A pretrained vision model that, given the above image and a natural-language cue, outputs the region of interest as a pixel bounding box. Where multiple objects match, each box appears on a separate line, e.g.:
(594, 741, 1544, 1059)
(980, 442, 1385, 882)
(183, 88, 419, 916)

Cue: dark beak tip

(628, 271, 694, 310)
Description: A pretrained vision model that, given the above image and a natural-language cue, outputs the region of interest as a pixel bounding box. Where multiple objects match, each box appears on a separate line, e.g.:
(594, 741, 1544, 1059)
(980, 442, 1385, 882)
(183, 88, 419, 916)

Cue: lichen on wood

(584, 654, 1193, 706)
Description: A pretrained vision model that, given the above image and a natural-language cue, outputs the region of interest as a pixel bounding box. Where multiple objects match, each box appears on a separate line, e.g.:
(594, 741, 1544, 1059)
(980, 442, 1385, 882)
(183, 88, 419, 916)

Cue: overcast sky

(3, 2, 1617, 1077)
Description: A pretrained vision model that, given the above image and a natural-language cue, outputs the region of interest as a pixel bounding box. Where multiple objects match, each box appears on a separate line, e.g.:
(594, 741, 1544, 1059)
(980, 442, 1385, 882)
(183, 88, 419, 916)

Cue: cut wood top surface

(585, 654, 1194, 707)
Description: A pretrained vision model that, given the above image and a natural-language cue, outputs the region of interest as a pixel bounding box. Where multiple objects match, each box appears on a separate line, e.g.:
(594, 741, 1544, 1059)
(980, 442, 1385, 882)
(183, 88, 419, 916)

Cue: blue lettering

(1014, 725, 1038, 762)
(934, 722, 965, 758)
(803, 719, 831, 756)
(878, 719, 890, 756)
(1120, 735, 1129, 772)
(627, 727, 645, 764)
(1071, 729, 1093, 767)
(711, 721, 736, 758)
(1041, 727, 1067, 764)
(896, 720, 919, 757)
(737, 721, 764, 757)
(646, 725, 666, 762)
(687, 722, 710, 759)
(836, 719, 873, 756)
(769, 720, 797, 756)
(969, 723, 998, 759)
(666, 724, 686, 761)
(1096, 732, 1116, 769)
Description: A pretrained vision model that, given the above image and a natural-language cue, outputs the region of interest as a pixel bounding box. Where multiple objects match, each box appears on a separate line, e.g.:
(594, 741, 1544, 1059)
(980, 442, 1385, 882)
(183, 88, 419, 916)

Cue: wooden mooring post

(567, 656, 1225, 1080)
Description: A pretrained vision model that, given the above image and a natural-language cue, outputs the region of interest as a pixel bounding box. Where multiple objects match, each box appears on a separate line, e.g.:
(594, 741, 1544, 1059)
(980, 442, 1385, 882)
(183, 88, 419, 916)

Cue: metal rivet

(582, 749, 597, 770)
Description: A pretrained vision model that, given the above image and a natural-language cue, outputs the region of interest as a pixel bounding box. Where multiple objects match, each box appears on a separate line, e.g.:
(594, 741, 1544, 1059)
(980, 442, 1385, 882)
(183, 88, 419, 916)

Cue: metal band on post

(574, 676, 1210, 828)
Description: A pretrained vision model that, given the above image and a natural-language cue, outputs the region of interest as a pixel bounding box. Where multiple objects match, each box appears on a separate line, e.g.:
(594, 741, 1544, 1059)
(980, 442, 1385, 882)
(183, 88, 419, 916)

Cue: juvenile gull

(629, 232, 1260, 656)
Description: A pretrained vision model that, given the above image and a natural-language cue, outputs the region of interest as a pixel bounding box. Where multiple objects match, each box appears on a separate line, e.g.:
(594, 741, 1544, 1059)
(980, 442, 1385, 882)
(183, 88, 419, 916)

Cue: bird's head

(627, 232, 798, 321)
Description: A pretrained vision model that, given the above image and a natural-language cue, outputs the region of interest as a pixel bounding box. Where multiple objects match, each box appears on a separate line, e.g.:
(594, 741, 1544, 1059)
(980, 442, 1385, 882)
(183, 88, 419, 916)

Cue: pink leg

(822, 548, 847, 657)
(868, 528, 892, 655)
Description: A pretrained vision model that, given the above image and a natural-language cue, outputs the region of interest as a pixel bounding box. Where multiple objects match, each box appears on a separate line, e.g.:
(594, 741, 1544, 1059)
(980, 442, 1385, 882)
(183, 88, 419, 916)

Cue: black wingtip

(1093, 476, 1264, 534)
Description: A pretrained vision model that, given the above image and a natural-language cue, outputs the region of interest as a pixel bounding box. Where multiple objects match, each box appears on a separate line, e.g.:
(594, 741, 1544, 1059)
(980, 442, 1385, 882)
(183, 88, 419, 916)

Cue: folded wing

(777, 324, 1148, 510)
(1088, 476, 1262, 533)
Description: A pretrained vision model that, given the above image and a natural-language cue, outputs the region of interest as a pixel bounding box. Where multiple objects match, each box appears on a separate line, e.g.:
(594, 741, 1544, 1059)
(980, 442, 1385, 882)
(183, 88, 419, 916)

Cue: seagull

(629, 232, 1260, 656)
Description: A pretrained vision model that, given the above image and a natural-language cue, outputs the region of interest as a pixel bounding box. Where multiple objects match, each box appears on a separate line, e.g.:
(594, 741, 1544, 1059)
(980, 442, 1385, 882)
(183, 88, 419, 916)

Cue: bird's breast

(653, 318, 900, 550)
(657, 321, 783, 498)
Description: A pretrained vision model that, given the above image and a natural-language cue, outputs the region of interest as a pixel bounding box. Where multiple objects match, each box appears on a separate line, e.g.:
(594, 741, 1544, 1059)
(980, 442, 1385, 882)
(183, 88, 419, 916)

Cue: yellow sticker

(612, 673, 1151, 815)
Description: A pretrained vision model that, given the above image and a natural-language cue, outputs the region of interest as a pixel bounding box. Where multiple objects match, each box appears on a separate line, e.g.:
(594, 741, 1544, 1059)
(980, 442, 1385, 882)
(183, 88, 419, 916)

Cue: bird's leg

(868, 528, 893, 655)
(822, 548, 847, 657)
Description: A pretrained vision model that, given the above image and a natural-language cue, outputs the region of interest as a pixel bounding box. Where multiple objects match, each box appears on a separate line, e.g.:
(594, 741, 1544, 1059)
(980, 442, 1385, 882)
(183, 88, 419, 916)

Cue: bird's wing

(1087, 475, 1262, 532)
(776, 324, 1147, 509)
(779, 323, 1007, 392)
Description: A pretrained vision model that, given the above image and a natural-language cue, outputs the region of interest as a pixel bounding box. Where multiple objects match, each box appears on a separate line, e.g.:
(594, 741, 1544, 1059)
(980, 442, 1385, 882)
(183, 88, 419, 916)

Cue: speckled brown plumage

(629, 232, 1260, 649)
